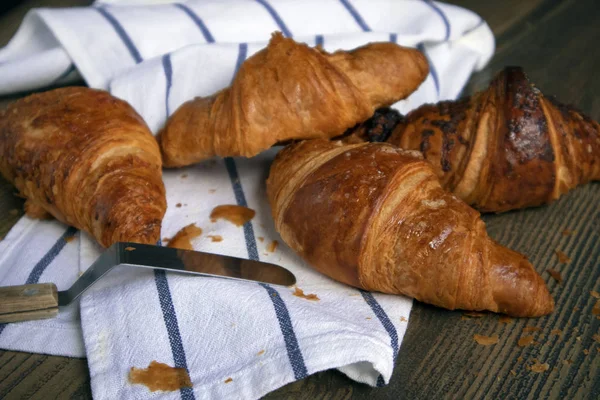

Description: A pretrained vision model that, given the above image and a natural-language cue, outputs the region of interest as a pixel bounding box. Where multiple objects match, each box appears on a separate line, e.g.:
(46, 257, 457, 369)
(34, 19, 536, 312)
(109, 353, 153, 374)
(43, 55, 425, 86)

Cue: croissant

(0, 87, 167, 247)
(382, 66, 600, 212)
(159, 32, 428, 167)
(266, 140, 554, 317)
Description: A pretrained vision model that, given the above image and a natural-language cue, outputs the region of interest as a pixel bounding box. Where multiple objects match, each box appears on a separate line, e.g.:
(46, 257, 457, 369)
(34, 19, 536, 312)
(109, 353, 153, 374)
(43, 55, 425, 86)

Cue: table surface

(1, 0, 599, 399)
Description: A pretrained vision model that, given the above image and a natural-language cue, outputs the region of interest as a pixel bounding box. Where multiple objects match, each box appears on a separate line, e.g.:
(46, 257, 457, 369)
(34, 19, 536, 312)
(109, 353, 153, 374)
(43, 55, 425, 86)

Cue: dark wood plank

(451, 0, 546, 37)
(0, 0, 598, 399)
(0, 0, 92, 46)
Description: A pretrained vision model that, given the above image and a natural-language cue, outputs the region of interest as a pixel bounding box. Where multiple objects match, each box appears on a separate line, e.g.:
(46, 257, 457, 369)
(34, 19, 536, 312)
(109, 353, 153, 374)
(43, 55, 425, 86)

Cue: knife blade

(0, 242, 297, 323)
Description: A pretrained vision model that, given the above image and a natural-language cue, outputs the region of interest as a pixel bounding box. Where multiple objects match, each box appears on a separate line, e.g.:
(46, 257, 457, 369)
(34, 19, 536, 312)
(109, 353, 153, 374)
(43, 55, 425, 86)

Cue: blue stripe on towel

(223, 42, 308, 380)
(162, 54, 173, 118)
(0, 226, 78, 336)
(174, 3, 215, 43)
(26, 227, 78, 285)
(224, 157, 309, 379)
(260, 283, 308, 379)
(423, 0, 450, 40)
(255, 0, 293, 37)
(154, 269, 195, 400)
(224, 158, 310, 379)
(223, 158, 260, 261)
(360, 290, 399, 387)
(232, 43, 248, 83)
(96, 7, 143, 63)
(339, 0, 371, 32)
(53, 64, 76, 83)
(463, 18, 484, 36)
(389, 33, 397, 43)
(315, 34, 324, 47)
(417, 43, 440, 96)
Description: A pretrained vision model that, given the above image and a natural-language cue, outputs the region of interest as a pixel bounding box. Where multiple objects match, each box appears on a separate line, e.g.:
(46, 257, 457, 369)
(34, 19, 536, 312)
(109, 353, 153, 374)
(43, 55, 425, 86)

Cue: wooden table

(1, 0, 599, 398)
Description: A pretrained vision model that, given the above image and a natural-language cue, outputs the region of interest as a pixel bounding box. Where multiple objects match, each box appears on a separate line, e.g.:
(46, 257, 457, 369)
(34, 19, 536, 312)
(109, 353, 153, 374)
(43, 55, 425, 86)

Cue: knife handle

(0, 283, 59, 323)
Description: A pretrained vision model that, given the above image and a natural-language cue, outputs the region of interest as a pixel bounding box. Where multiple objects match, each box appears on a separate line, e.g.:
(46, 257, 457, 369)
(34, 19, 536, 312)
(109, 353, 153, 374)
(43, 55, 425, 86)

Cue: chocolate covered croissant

(345, 67, 600, 212)
(159, 32, 428, 167)
(0, 87, 167, 247)
(267, 140, 554, 317)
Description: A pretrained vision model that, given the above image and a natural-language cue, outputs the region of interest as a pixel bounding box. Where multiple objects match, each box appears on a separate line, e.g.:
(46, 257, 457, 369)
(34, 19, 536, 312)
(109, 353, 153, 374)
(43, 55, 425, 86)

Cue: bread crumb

(473, 334, 498, 345)
(365, 317, 371, 320)
(292, 286, 319, 301)
(400, 316, 408, 322)
(65, 235, 76, 243)
(517, 357, 523, 362)
(208, 235, 223, 242)
(562, 229, 574, 236)
(209, 189, 216, 193)
(590, 291, 600, 299)
(523, 326, 542, 333)
(518, 336, 535, 347)
(593, 300, 600, 315)
(167, 224, 203, 250)
(257, 350, 265, 356)
(176, 203, 182, 208)
(267, 240, 278, 253)
(129, 360, 192, 391)
(210, 205, 255, 226)
(554, 249, 571, 264)
(529, 362, 549, 373)
(547, 269, 562, 284)
(162, 237, 170, 243)
(224, 378, 232, 384)
(550, 329, 562, 336)
(576, 336, 581, 342)
(592, 334, 600, 343)
(510, 370, 516, 376)
(499, 316, 513, 324)
(125, 247, 136, 251)
(583, 349, 589, 355)
(181, 174, 188, 178)
(562, 359, 573, 365)
(258, 237, 264, 242)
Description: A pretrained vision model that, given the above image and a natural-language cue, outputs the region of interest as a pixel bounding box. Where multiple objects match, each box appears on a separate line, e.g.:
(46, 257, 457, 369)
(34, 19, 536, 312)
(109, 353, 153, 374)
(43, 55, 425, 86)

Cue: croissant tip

(270, 31, 286, 43)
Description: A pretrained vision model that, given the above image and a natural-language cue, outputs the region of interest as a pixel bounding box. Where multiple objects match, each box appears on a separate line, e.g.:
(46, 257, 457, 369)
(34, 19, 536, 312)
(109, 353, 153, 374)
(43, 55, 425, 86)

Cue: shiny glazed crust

(0, 87, 167, 247)
(267, 140, 554, 317)
(159, 32, 429, 167)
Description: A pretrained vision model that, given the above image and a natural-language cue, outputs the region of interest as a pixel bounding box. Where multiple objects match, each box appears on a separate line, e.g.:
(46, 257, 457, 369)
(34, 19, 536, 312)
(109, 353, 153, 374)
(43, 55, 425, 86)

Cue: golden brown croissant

(385, 66, 600, 212)
(0, 87, 167, 247)
(159, 32, 428, 167)
(266, 140, 554, 317)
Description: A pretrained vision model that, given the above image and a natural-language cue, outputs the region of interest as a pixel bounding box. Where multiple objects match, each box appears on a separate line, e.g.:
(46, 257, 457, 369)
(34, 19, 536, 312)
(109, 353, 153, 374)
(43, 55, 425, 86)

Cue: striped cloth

(0, 1, 494, 399)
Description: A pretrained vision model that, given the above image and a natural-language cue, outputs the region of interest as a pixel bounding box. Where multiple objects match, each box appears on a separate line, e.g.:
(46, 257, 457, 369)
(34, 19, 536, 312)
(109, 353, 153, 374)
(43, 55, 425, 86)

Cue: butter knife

(0, 242, 296, 323)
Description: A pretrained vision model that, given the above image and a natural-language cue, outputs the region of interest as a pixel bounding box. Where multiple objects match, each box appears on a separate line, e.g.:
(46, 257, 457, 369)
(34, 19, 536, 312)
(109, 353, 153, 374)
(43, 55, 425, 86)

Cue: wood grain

(0, 0, 598, 399)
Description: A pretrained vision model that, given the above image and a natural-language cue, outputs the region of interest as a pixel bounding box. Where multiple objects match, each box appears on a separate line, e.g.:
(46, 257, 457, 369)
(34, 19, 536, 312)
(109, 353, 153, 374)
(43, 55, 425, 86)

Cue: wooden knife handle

(0, 283, 59, 323)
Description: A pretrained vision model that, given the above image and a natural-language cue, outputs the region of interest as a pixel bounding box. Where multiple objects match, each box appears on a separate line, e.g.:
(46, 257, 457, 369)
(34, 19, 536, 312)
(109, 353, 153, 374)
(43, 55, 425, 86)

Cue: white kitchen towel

(0, 0, 495, 399)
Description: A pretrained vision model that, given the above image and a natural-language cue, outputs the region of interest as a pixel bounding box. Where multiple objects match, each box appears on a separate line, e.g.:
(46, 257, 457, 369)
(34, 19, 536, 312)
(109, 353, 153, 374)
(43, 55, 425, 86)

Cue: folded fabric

(0, 1, 494, 399)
